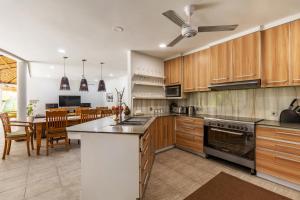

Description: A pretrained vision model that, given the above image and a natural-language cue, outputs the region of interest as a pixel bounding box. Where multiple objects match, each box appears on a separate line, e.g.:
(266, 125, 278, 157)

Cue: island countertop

(67, 116, 156, 135)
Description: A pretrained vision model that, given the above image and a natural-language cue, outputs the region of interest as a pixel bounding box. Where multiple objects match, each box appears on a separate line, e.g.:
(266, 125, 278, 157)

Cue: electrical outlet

(272, 111, 278, 116)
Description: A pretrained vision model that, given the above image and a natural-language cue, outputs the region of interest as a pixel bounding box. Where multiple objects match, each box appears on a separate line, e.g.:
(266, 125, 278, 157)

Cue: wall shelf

(132, 96, 167, 100)
(133, 81, 165, 87)
(133, 73, 165, 79)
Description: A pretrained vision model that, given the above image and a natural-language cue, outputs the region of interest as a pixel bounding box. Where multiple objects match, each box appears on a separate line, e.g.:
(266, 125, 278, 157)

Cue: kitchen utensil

(279, 98, 300, 123)
(188, 106, 195, 115)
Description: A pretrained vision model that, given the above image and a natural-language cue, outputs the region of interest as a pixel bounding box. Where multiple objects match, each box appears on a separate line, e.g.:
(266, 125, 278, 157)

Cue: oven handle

(210, 128, 244, 136)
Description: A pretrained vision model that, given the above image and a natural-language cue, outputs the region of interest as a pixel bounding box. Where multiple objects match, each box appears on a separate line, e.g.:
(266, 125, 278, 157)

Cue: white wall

(27, 76, 128, 115)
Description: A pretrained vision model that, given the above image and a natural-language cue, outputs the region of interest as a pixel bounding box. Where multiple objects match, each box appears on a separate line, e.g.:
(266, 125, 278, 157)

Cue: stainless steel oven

(204, 116, 261, 174)
(165, 85, 181, 97)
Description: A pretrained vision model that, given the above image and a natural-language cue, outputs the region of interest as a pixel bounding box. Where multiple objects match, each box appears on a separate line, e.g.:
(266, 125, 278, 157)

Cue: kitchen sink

(118, 117, 151, 126)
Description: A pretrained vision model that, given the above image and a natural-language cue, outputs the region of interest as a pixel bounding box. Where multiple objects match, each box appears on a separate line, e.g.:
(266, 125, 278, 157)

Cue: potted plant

(26, 102, 37, 122)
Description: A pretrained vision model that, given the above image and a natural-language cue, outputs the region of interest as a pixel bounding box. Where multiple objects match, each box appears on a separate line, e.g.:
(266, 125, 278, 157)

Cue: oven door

(165, 85, 181, 97)
(204, 127, 254, 161)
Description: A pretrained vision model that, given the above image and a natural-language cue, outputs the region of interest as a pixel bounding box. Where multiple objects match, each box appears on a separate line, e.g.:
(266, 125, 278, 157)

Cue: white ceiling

(1, 0, 300, 79)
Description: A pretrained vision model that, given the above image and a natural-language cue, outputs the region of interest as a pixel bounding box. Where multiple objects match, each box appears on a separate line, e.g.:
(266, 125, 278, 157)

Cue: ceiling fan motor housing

(181, 25, 197, 38)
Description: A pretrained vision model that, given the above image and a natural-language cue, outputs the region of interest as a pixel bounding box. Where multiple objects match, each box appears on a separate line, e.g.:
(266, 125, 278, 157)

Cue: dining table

(31, 115, 81, 155)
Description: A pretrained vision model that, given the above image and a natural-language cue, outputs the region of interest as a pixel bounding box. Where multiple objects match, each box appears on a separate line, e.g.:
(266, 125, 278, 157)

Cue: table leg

(35, 124, 42, 155)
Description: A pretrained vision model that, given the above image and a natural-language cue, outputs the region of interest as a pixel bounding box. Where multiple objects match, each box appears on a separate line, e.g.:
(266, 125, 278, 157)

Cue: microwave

(165, 85, 181, 97)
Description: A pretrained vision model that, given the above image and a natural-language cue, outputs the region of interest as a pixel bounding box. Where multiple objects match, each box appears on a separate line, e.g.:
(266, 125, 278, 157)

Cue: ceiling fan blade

(167, 35, 184, 47)
(162, 10, 186, 27)
(198, 25, 238, 32)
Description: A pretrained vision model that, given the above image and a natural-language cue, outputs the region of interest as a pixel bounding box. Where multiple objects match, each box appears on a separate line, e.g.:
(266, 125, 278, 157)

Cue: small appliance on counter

(187, 106, 196, 115)
(279, 98, 300, 123)
(171, 106, 187, 114)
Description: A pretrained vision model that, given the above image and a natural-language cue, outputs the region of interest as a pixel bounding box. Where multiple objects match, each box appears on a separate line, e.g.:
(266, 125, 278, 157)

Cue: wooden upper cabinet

(195, 49, 210, 91)
(290, 19, 300, 85)
(164, 57, 182, 86)
(183, 53, 196, 92)
(262, 23, 290, 87)
(210, 41, 232, 84)
(232, 32, 261, 81)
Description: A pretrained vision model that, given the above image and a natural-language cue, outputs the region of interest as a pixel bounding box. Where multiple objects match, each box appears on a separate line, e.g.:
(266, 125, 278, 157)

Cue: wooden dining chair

(75, 107, 89, 116)
(0, 113, 34, 159)
(100, 109, 113, 118)
(80, 109, 98, 123)
(45, 110, 69, 156)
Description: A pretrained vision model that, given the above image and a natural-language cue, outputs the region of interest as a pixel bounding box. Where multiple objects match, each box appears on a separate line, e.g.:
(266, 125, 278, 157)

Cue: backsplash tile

(179, 87, 300, 121)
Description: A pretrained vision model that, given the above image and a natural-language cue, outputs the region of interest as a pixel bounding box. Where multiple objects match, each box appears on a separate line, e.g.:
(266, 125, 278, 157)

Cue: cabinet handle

(212, 77, 228, 81)
(276, 131, 300, 137)
(266, 80, 288, 83)
(143, 173, 149, 185)
(143, 159, 148, 171)
(275, 144, 300, 151)
(236, 74, 255, 78)
(275, 155, 300, 164)
(210, 128, 244, 136)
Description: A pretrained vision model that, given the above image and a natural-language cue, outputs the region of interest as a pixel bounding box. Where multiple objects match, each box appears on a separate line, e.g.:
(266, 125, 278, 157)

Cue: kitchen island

(67, 116, 156, 200)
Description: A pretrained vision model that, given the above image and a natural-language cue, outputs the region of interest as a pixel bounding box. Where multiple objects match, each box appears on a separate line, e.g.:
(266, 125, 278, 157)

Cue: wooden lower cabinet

(256, 126, 300, 185)
(153, 116, 175, 151)
(175, 116, 204, 153)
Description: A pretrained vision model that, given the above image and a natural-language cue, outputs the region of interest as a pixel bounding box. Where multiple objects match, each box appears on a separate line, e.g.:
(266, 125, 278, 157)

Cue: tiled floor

(0, 139, 299, 200)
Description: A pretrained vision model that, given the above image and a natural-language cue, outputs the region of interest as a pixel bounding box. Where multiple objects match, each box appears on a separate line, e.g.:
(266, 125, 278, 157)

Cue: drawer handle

(143, 159, 148, 171)
(275, 144, 300, 151)
(143, 173, 149, 185)
(142, 144, 149, 155)
(276, 132, 300, 137)
(266, 80, 288, 84)
(275, 155, 300, 164)
(212, 77, 228, 81)
(235, 74, 255, 78)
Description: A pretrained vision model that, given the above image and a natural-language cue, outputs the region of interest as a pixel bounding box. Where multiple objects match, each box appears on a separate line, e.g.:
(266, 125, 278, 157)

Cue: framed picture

(106, 93, 113, 102)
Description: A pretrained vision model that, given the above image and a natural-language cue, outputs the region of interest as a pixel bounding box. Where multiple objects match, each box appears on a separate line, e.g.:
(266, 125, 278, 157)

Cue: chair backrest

(47, 108, 68, 112)
(0, 113, 11, 136)
(46, 111, 68, 130)
(75, 107, 89, 116)
(96, 107, 109, 115)
(80, 109, 98, 123)
(100, 109, 113, 118)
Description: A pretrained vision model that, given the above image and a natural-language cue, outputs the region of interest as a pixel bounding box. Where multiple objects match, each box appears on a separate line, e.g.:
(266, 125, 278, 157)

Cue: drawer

(176, 116, 204, 126)
(140, 158, 149, 183)
(176, 131, 203, 153)
(256, 137, 300, 156)
(256, 148, 300, 185)
(257, 126, 300, 143)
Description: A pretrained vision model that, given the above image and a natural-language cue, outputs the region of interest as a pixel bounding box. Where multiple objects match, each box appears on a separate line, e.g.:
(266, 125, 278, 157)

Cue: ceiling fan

(162, 4, 238, 47)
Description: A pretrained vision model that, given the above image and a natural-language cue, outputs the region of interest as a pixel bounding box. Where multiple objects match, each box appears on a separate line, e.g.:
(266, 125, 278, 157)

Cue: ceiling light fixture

(50, 65, 55, 69)
(60, 56, 70, 90)
(109, 73, 114, 77)
(57, 49, 66, 54)
(98, 62, 106, 92)
(113, 26, 124, 32)
(79, 59, 88, 92)
(159, 43, 167, 48)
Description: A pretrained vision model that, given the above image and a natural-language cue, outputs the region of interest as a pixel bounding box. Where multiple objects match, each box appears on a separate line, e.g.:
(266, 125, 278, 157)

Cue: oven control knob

(228, 125, 232, 128)
(217, 123, 220, 127)
(244, 127, 248, 131)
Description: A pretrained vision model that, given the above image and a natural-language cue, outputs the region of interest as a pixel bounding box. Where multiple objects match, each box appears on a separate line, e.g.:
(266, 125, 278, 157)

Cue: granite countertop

(66, 113, 208, 135)
(257, 120, 300, 130)
(67, 116, 157, 135)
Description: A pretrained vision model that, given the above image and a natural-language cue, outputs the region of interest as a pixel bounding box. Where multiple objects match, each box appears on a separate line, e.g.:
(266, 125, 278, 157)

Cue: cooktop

(205, 115, 263, 123)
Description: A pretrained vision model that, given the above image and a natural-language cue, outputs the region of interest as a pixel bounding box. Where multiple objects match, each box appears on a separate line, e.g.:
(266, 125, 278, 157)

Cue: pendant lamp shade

(98, 62, 106, 92)
(79, 59, 88, 91)
(60, 56, 71, 90)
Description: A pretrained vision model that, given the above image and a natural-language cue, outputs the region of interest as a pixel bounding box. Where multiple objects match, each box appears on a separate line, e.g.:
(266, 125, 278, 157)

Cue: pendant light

(79, 59, 88, 91)
(98, 62, 106, 92)
(60, 56, 70, 90)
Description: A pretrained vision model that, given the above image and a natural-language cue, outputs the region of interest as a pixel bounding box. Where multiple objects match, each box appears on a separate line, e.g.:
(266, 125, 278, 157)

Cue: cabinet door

(195, 49, 210, 91)
(166, 116, 175, 146)
(232, 32, 261, 81)
(170, 57, 182, 85)
(183, 54, 196, 92)
(290, 19, 300, 85)
(210, 41, 232, 84)
(164, 60, 170, 85)
(262, 24, 290, 87)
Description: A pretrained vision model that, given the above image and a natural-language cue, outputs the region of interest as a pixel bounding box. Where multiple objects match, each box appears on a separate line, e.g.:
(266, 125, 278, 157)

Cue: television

(59, 96, 81, 107)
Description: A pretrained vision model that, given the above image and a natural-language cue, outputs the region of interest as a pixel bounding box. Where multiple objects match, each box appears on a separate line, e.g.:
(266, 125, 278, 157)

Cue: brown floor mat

(184, 172, 291, 200)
